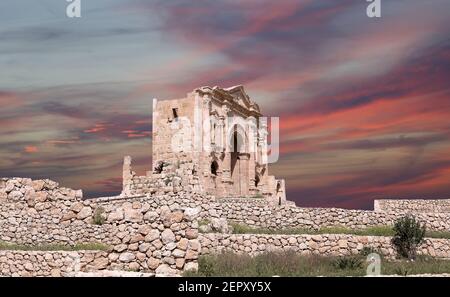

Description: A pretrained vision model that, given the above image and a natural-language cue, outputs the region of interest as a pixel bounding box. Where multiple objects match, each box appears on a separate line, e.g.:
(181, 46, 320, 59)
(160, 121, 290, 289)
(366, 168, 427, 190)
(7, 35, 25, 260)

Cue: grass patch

(228, 222, 450, 239)
(93, 207, 106, 225)
(250, 194, 264, 198)
(426, 230, 450, 239)
(382, 256, 450, 276)
(198, 219, 210, 226)
(184, 251, 450, 277)
(0, 241, 110, 251)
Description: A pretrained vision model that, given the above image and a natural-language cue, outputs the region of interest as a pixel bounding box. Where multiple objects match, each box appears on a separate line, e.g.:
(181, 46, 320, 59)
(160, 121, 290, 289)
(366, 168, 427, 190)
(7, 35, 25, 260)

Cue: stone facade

(122, 85, 287, 205)
(374, 199, 450, 213)
(199, 233, 450, 259)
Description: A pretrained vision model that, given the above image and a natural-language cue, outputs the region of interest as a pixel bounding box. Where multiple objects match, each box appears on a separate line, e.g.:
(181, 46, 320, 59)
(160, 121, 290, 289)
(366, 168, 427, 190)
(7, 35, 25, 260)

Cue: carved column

(221, 105, 232, 181)
(202, 95, 212, 154)
(257, 121, 269, 194)
(217, 117, 225, 152)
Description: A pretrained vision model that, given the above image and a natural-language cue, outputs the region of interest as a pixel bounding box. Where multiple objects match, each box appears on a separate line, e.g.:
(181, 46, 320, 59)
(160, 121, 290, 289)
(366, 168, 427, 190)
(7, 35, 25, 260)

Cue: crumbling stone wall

(121, 156, 202, 197)
(374, 199, 450, 213)
(199, 233, 450, 259)
(0, 178, 200, 274)
(123, 85, 287, 201)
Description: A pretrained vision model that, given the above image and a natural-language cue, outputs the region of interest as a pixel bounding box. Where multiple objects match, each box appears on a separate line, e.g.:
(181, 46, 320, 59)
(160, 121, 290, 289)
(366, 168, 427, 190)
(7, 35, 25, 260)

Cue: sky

(1, 0, 449, 209)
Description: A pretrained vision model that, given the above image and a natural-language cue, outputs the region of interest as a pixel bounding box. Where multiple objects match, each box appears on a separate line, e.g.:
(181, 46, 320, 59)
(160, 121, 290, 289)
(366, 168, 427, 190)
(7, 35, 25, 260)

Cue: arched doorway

(230, 125, 248, 196)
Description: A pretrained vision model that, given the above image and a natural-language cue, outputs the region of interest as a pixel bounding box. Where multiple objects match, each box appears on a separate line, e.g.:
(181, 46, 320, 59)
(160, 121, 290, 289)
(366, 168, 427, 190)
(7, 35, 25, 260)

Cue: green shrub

(391, 215, 426, 260)
(197, 255, 219, 277)
(333, 256, 363, 270)
(93, 207, 106, 225)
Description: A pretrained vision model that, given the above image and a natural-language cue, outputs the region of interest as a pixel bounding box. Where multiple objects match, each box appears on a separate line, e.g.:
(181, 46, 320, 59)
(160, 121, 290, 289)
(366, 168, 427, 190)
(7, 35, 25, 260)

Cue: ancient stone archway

(230, 125, 248, 197)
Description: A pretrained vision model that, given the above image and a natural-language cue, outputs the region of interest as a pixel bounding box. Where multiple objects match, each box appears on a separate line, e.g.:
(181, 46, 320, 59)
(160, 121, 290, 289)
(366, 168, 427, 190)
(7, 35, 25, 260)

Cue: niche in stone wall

(255, 174, 260, 187)
(211, 160, 219, 176)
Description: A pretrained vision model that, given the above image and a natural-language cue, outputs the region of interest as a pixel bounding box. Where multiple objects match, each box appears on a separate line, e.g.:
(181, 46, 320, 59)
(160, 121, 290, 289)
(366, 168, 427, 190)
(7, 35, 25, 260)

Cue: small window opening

(211, 161, 219, 176)
(172, 108, 179, 120)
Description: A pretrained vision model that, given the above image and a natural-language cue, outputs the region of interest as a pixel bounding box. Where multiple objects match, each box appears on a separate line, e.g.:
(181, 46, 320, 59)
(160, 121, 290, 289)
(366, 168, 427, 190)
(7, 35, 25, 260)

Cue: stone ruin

(122, 85, 288, 206)
(1, 85, 450, 276)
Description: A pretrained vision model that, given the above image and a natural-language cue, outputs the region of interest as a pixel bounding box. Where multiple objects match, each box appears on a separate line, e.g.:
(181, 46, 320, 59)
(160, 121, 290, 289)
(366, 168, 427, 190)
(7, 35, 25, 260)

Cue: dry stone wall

(0, 178, 200, 274)
(198, 199, 450, 231)
(0, 250, 104, 277)
(0, 250, 165, 277)
(2, 176, 450, 276)
(374, 199, 450, 213)
(199, 233, 450, 259)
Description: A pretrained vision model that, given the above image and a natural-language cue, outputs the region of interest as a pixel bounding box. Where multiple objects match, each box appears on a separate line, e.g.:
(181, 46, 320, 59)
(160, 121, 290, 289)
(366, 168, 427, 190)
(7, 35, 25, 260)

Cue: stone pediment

(195, 85, 261, 114)
(224, 85, 252, 109)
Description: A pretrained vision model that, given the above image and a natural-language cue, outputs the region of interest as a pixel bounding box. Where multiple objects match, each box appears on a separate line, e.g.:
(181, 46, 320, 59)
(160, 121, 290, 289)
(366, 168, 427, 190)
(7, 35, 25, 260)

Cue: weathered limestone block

(70, 202, 84, 213)
(0, 189, 7, 201)
(161, 229, 175, 244)
(61, 211, 77, 222)
(108, 208, 124, 222)
(144, 229, 160, 242)
(77, 207, 92, 220)
(92, 257, 109, 270)
(32, 180, 45, 191)
(35, 191, 48, 202)
(8, 190, 23, 201)
(155, 264, 176, 275)
(185, 228, 198, 239)
(118, 252, 135, 263)
(124, 208, 143, 222)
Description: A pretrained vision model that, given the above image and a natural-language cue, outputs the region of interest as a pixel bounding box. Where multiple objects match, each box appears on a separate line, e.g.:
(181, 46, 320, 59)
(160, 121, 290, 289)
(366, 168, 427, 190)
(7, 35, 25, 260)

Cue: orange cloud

(84, 123, 108, 133)
(24, 146, 38, 153)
